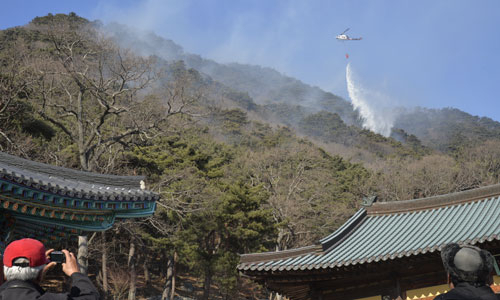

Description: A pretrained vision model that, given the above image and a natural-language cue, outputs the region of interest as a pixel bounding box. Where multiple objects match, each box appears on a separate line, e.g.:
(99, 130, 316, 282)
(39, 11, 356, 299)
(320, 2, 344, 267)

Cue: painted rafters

(0, 179, 154, 223)
(0, 151, 159, 243)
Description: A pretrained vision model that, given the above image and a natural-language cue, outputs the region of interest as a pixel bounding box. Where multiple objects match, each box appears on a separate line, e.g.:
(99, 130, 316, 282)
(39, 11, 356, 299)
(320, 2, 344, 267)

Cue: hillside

(2, 13, 500, 300)
(100, 24, 430, 159)
(102, 23, 500, 154)
(104, 23, 360, 125)
(394, 107, 500, 151)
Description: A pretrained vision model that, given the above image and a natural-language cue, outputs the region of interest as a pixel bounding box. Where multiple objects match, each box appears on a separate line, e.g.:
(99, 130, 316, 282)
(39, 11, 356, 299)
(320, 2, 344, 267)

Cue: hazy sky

(2, 0, 500, 121)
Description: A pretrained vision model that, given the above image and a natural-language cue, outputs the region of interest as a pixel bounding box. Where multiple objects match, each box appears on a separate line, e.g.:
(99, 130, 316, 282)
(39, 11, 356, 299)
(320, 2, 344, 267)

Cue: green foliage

(218, 181, 276, 253)
(263, 103, 311, 126)
(219, 109, 249, 134)
(128, 132, 233, 178)
(21, 118, 55, 140)
(299, 111, 356, 144)
(390, 128, 431, 157)
(222, 90, 257, 111)
(127, 130, 276, 298)
(395, 107, 500, 152)
(297, 111, 428, 159)
(30, 12, 89, 28)
(178, 180, 275, 297)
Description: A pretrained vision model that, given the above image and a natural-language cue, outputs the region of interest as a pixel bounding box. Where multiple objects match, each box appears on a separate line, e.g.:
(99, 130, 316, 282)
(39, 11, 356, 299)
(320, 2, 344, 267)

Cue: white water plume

(346, 63, 395, 137)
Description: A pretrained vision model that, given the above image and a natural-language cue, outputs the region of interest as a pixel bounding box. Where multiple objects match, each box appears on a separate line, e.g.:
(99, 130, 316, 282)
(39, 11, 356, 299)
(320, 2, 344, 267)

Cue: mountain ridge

(103, 23, 500, 153)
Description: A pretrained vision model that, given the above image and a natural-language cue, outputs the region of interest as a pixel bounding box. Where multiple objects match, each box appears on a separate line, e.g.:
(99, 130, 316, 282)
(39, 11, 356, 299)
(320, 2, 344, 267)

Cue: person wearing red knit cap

(0, 238, 99, 300)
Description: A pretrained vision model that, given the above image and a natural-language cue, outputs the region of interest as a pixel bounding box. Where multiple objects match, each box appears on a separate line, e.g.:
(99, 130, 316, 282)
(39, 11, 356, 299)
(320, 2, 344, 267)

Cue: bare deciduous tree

(368, 154, 461, 201)
(26, 21, 198, 277)
(0, 41, 34, 155)
(31, 25, 162, 171)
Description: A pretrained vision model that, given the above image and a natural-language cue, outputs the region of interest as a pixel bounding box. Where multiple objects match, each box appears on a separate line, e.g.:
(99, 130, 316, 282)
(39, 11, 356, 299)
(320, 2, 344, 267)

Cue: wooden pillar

(309, 283, 323, 300)
(384, 273, 406, 300)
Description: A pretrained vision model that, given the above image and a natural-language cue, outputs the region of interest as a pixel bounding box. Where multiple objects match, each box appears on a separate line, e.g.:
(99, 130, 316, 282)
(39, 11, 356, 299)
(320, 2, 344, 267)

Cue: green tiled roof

(0, 151, 158, 245)
(0, 151, 158, 202)
(238, 184, 500, 272)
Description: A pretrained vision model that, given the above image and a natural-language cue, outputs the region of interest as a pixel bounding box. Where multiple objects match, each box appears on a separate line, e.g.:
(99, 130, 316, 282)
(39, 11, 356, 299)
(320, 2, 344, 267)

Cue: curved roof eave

(0, 151, 160, 202)
(238, 184, 500, 273)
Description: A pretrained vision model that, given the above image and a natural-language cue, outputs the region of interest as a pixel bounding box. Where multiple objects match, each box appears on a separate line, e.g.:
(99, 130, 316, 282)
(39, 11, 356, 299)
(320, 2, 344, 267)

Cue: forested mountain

(104, 23, 361, 125)
(102, 23, 500, 153)
(1, 13, 500, 300)
(394, 107, 500, 151)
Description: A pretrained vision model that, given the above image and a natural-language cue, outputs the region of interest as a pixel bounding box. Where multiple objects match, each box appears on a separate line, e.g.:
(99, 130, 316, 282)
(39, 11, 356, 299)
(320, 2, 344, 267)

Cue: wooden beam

(245, 240, 500, 300)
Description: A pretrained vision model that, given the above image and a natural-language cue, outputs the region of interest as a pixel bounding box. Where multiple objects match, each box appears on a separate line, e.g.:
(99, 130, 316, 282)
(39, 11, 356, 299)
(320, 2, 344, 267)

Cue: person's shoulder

(0, 280, 44, 299)
(38, 292, 72, 300)
(434, 294, 446, 300)
(39, 292, 69, 300)
(0, 280, 39, 291)
(432, 291, 459, 300)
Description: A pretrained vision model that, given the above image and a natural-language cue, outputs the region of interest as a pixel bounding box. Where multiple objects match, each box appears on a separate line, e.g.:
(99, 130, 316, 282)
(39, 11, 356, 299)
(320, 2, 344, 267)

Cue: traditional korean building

(0, 151, 159, 249)
(238, 184, 500, 300)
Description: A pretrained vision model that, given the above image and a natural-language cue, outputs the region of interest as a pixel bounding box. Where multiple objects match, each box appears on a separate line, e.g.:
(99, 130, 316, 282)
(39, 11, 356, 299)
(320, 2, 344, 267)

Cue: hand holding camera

(49, 251, 66, 263)
(46, 249, 80, 277)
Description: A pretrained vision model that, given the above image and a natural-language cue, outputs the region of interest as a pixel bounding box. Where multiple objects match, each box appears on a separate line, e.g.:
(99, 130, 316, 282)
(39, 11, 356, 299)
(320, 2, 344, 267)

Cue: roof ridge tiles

(0, 152, 160, 202)
(0, 151, 144, 189)
(238, 196, 500, 273)
(239, 245, 322, 265)
(320, 208, 367, 251)
(368, 183, 500, 215)
(238, 185, 500, 278)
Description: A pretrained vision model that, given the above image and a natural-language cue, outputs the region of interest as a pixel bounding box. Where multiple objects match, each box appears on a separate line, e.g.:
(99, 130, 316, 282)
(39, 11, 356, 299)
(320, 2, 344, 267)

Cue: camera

(49, 251, 66, 263)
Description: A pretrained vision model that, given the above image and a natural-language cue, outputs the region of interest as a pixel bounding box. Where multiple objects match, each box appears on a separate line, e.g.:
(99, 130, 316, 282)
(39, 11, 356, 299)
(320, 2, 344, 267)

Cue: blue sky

(2, 0, 500, 121)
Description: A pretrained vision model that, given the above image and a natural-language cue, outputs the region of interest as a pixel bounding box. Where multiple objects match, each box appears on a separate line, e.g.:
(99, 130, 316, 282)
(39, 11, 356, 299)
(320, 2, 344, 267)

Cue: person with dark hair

(436, 243, 499, 300)
(0, 238, 99, 300)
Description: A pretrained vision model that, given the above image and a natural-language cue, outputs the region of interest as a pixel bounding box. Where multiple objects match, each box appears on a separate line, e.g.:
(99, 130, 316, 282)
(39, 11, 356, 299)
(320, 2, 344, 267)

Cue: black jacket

(434, 282, 500, 300)
(0, 272, 99, 300)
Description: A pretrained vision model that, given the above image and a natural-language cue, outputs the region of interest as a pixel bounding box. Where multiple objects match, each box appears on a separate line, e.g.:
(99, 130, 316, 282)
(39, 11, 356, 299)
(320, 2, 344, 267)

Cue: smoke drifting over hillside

(95, 2, 406, 137)
(346, 63, 395, 137)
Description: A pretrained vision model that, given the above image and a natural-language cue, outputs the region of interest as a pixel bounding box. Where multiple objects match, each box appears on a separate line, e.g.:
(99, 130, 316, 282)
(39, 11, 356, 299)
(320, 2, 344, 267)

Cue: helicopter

(336, 28, 362, 41)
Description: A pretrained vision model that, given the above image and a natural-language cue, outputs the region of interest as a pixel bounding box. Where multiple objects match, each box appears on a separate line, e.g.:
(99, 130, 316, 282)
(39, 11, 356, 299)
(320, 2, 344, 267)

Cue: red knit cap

(3, 238, 48, 267)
